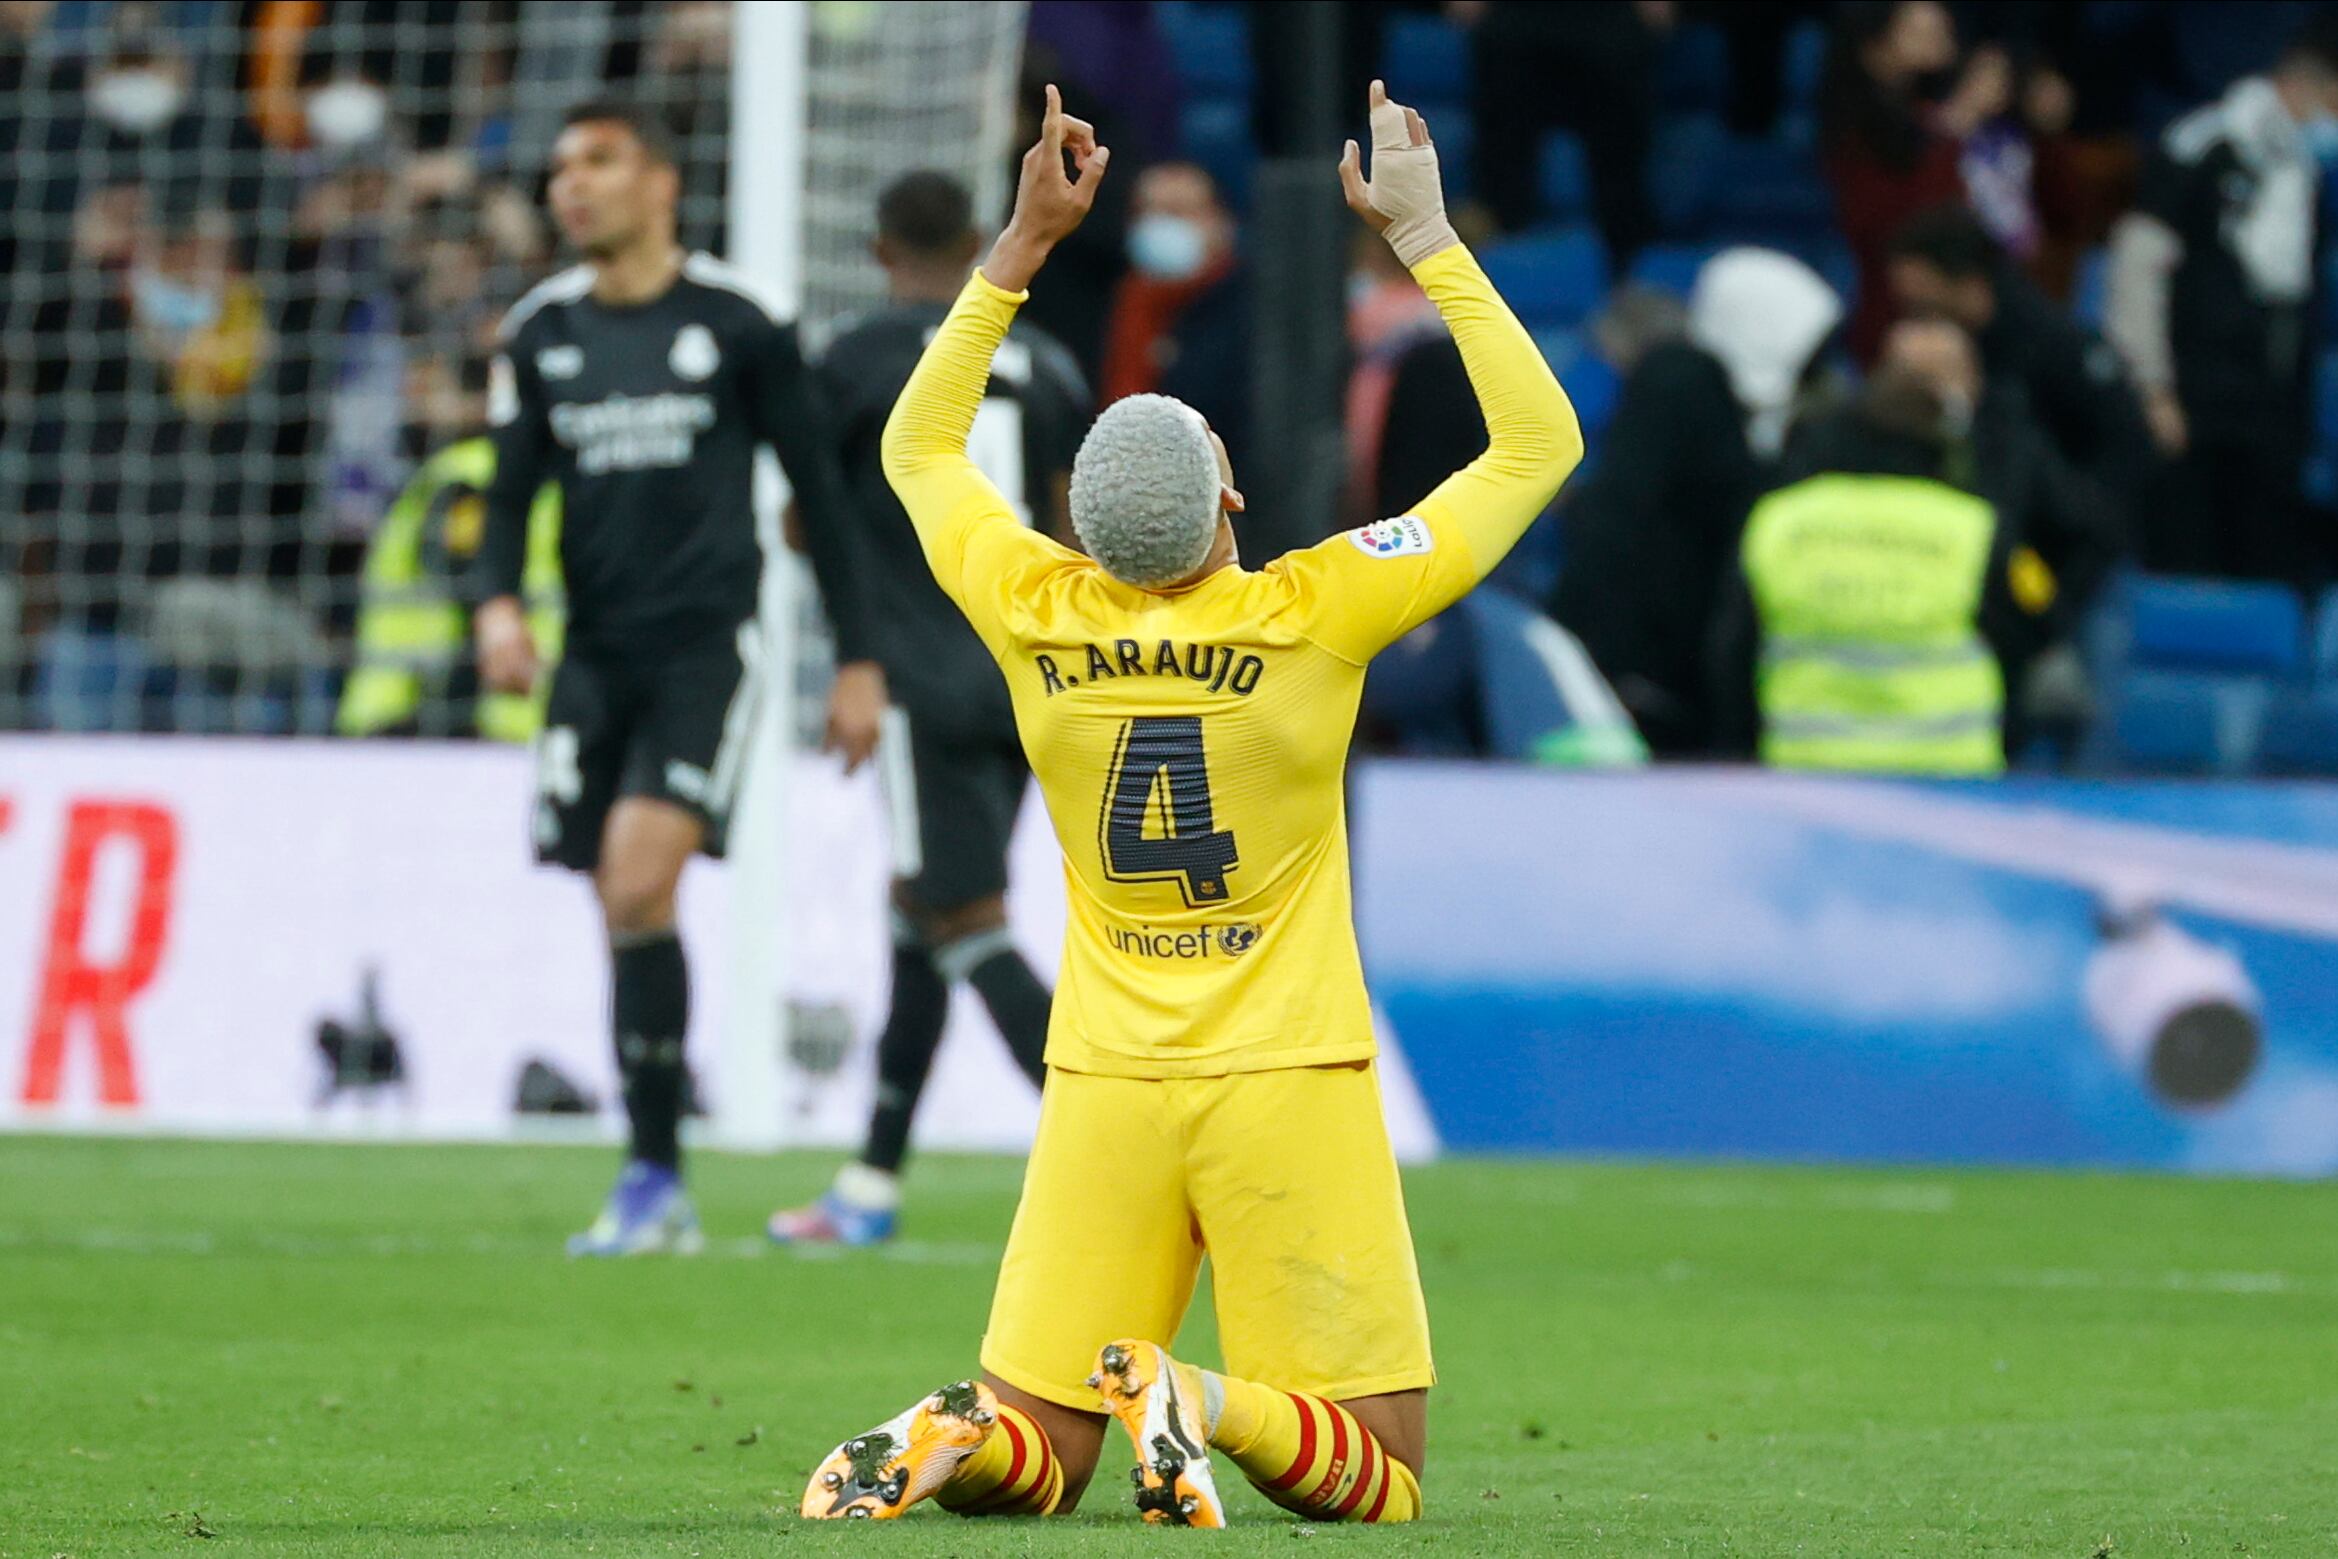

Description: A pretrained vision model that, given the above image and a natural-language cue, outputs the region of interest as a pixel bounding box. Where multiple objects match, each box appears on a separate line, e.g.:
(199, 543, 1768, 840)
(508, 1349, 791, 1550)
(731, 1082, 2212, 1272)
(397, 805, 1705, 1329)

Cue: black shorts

(532, 624, 763, 872)
(879, 701, 1029, 912)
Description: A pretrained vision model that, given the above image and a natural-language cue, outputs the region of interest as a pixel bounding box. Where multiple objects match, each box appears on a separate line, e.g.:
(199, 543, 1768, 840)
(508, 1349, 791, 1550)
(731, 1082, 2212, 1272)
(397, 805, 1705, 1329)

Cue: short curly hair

(1069, 394, 1222, 587)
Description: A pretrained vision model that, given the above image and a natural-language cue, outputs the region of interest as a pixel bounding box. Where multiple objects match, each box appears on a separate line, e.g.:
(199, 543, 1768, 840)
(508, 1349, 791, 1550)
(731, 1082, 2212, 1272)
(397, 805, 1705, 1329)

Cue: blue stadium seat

(1659, 24, 1730, 115)
(1782, 20, 1829, 114)
(2306, 451, 2338, 509)
(1627, 241, 1720, 297)
(2122, 576, 2305, 676)
(1380, 13, 1470, 104)
(1430, 105, 1475, 203)
(1557, 348, 1621, 443)
(2311, 586, 2338, 682)
(1155, 2, 1253, 99)
(2259, 686, 2338, 774)
(32, 628, 151, 733)
(2317, 350, 2338, 448)
(1177, 99, 1254, 207)
(1537, 130, 1591, 223)
(2072, 247, 2109, 329)
(2103, 669, 2272, 776)
(1649, 114, 1727, 234)
(1703, 137, 1834, 241)
(1363, 613, 1478, 757)
(1531, 326, 1588, 377)
(1480, 226, 1611, 329)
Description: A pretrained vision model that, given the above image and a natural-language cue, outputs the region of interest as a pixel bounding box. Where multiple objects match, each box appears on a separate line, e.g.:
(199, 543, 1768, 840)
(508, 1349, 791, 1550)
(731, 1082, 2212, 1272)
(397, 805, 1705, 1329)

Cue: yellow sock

(935, 1403, 1063, 1517)
(1204, 1375, 1422, 1523)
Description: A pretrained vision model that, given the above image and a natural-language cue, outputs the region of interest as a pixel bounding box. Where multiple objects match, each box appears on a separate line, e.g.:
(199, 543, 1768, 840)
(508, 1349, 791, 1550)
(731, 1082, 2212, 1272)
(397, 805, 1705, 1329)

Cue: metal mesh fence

(0, 0, 738, 736)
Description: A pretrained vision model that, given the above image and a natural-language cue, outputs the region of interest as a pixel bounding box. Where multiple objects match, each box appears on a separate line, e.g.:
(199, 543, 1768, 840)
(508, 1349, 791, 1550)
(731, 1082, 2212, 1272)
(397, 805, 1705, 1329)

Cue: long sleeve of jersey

(1407, 243, 1584, 573)
(881, 268, 1074, 646)
(749, 316, 877, 664)
(1279, 243, 1584, 664)
(477, 346, 549, 605)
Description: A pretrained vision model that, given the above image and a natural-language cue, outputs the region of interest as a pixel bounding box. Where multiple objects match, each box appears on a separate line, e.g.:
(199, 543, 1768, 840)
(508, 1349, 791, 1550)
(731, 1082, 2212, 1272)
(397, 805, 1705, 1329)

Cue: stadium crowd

(6, 0, 2338, 775)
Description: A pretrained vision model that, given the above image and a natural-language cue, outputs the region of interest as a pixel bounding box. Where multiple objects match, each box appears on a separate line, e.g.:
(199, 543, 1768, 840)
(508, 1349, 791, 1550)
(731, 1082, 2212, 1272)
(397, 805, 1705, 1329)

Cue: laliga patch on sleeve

(1349, 515, 1435, 558)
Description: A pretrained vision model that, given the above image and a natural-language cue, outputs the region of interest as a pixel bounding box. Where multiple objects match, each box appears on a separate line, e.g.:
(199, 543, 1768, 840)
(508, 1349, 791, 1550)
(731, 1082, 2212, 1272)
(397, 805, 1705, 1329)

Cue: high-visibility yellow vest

(1742, 472, 2005, 776)
(336, 438, 564, 742)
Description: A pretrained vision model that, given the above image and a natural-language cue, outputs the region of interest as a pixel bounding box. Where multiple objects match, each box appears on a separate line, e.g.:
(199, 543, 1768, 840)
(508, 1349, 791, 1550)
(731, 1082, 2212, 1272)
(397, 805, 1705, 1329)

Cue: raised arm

(1338, 81, 1581, 577)
(881, 85, 1108, 599)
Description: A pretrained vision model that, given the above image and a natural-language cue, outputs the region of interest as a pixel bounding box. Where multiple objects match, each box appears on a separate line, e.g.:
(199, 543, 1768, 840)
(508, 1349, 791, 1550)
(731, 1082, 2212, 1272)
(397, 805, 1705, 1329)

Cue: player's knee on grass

(981, 1373, 1106, 1512)
(1338, 1388, 1427, 1480)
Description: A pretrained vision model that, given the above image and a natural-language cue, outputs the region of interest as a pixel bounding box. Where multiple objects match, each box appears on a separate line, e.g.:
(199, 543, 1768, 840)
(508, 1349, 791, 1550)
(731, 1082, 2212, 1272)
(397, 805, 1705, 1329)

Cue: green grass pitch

(2, 1136, 2333, 1557)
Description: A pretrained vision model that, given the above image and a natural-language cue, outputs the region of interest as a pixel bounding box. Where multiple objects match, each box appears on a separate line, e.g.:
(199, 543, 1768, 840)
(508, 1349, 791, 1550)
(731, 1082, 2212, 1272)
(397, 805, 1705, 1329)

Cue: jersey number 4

(1100, 716, 1239, 905)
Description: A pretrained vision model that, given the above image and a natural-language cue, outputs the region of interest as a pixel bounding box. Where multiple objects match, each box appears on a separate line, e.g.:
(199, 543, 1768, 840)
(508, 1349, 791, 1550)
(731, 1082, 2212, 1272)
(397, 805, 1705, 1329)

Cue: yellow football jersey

(885, 246, 1580, 1078)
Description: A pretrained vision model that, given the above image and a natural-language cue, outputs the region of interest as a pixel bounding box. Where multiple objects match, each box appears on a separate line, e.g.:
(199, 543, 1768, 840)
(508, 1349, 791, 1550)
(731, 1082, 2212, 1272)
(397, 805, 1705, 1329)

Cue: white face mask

(91, 68, 185, 135)
(1128, 213, 1210, 282)
(306, 80, 389, 149)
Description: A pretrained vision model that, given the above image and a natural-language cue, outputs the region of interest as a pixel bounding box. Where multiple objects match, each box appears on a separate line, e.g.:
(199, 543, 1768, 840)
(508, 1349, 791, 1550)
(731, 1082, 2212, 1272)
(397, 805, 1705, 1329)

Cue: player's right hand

(1339, 81, 1457, 267)
(475, 595, 540, 695)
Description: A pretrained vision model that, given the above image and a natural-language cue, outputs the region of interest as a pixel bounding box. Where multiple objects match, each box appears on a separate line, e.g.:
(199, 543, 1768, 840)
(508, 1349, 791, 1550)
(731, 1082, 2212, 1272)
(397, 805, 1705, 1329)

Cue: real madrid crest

(669, 322, 720, 381)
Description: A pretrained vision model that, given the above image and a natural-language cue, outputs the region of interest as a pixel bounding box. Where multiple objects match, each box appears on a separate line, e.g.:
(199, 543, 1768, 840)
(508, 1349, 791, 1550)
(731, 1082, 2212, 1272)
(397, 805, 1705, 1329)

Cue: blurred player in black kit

(770, 172, 1090, 1246)
(475, 100, 885, 1255)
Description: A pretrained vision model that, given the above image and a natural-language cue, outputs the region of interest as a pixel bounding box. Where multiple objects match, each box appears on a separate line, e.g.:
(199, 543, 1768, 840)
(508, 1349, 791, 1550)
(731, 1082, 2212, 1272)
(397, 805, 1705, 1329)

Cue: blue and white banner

(1357, 766, 2338, 1175)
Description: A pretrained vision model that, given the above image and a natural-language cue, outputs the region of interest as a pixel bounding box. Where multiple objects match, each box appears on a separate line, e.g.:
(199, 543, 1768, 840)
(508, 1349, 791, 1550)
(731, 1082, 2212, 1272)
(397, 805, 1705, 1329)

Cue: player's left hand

(825, 660, 888, 775)
(988, 85, 1109, 291)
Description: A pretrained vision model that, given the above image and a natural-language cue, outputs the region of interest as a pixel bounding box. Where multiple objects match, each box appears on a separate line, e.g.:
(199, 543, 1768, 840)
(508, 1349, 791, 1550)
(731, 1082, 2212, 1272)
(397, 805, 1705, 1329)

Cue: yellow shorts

(979, 1060, 1435, 1412)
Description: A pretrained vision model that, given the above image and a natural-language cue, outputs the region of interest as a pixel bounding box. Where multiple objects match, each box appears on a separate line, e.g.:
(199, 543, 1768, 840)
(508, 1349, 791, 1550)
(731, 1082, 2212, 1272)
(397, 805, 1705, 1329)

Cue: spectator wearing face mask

(1099, 160, 1251, 472)
(2105, 19, 2338, 586)
(1553, 248, 1842, 756)
(42, 27, 266, 233)
(1819, 1, 2005, 364)
(1889, 203, 2149, 547)
(1711, 318, 2117, 772)
(130, 205, 270, 418)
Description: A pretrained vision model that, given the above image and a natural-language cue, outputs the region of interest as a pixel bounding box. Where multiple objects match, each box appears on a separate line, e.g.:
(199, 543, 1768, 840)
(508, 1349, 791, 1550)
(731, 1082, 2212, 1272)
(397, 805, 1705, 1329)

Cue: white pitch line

(1940, 1265, 2338, 1299)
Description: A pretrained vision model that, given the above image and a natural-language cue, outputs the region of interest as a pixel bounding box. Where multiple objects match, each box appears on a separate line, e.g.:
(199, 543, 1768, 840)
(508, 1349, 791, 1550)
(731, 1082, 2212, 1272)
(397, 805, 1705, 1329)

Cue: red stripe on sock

(1305, 1403, 1351, 1508)
(1333, 1425, 1380, 1519)
(1263, 1393, 1320, 1491)
(1363, 1459, 1395, 1523)
(996, 1413, 1030, 1492)
(976, 1463, 1057, 1519)
(957, 1414, 1030, 1514)
(1025, 1419, 1055, 1508)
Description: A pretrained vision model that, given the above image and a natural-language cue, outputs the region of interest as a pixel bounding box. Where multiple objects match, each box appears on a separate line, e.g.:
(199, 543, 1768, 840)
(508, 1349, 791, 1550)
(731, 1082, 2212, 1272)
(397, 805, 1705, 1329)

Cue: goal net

(0, 0, 1024, 744)
(0, 2, 740, 736)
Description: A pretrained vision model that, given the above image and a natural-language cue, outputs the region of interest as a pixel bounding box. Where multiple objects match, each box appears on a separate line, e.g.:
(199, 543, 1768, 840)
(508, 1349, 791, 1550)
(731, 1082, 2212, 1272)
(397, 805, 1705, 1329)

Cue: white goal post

(712, 0, 1029, 1149)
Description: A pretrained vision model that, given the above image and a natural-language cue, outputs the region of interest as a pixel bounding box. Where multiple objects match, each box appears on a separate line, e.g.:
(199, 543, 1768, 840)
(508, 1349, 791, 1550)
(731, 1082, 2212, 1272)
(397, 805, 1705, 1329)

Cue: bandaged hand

(1337, 79, 1458, 268)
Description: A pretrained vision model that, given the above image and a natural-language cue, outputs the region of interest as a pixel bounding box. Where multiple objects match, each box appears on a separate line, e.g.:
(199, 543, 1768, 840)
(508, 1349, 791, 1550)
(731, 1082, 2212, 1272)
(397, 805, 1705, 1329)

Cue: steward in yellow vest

(337, 438, 563, 741)
(1711, 320, 2118, 774)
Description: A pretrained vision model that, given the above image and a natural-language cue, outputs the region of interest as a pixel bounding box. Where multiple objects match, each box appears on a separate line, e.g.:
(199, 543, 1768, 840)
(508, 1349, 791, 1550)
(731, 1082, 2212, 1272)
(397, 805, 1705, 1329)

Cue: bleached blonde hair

(1069, 394, 1221, 587)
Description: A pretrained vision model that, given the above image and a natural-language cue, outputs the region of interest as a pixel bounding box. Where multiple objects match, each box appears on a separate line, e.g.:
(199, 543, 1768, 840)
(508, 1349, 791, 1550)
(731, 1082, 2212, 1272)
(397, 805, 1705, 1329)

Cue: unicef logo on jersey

(1103, 921, 1262, 961)
(668, 323, 720, 381)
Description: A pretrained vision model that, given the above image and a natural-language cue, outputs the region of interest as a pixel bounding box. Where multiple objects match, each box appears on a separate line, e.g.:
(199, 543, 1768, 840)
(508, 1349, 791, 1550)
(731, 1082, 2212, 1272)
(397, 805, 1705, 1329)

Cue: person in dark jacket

(1819, 1, 2009, 363)
(1454, 1, 1665, 258)
(1099, 161, 1252, 473)
(1888, 202, 2150, 547)
(2103, 19, 2338, 584)
(1712, 318, 2120, 766)
(1553, 248, 1843, 756)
